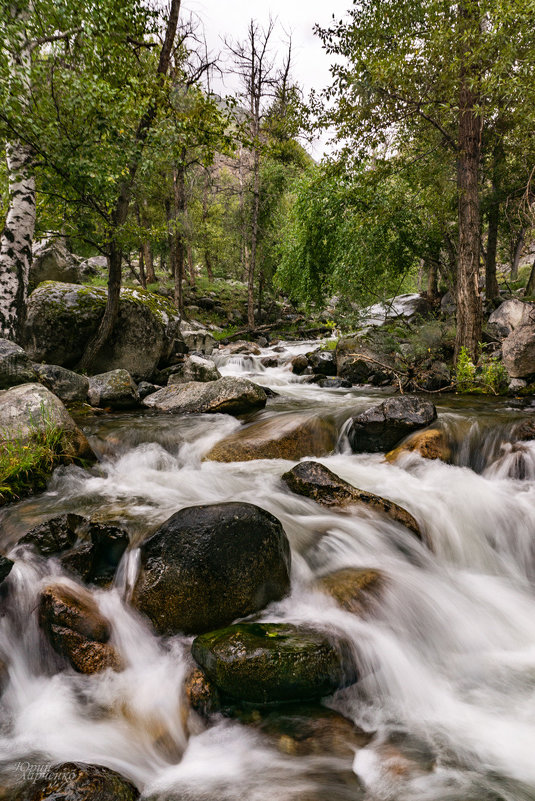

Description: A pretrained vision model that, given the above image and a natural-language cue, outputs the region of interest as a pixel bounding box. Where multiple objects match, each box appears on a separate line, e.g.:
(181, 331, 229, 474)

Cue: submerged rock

(347, 396, 437, 453)
(502, 325, 535, 378)
(386, 428, 451, 463)
(281, 461, 423, 541)
(13, 762, 139, 801)
(317, 568, 385, 617)
(38, 583, 122, 674)
(205, 413, 337, 462)
(18, 514, 85, 556)
(183, 666, 221, 717)
(132, 502, 291, 635)
(0, 339, 37, 389)
(35, 363, 89, 403)
(142, 377, 267, 416)
(88, 369, 140, 409)
(192, 622, 357, 705)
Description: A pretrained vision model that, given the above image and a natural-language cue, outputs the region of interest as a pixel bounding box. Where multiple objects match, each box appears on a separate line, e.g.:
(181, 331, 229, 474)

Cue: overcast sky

(183, 0, 352, 155)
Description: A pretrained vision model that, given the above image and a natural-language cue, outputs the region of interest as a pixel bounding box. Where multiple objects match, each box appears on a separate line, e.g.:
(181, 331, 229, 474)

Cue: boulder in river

(347, 396, 437, 453)
(291, 354, 309, 374)
(386, 428, 451, 463)
(306, 349, 336, 376)
(316, 568, 385, 617)
(13, 761, 139, 801)
(281, 461, 423, 541)
(336, 336, 395, 384)
(88, 369, 140, 409)
(59, 521, 129, 586)
(24, 282, 182, 380)
(502, 325, 535, 378)
(205, 413, 337, 462)
(142, 377, 267, 416)
(18, 514, 85, 556)
(168, 354, 221, 384)
(35, 363, 90, 403)
(0, 339, 37, 389)
(38, 583, 122, 674)
(191, 622, 357, 705)
(132, 502, 291, 635)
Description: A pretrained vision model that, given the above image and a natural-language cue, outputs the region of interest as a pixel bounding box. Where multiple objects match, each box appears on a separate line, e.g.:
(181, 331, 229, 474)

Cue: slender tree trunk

(138, 249, 147, 288)
(525, 258, 535, 297)
(454, 0, 482, 363)
(187, 245, 195, 286)
(510, 228, 525, 280)
(78, 0, 181, 371)
(248, 144, 261, 329)
(485, 141, 503, 301)
(172, 164, 186, 315)
(141, 199, 156, 283)
(0, 4, 35, 342)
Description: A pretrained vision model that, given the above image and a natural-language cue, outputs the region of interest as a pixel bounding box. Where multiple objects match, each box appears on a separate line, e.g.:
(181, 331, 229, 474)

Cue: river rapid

(2, 339, 535, 800)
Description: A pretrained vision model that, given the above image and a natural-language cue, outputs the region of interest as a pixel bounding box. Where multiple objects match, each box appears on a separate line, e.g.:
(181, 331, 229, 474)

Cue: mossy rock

(12, 762, 138, 801)
(205, 412, 337, 462)
(386, 428, 451, 463)
(191, 622, 357, 705)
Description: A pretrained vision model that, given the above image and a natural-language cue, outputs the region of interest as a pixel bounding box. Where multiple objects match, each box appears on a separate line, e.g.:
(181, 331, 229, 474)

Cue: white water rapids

(1, 340, 535, 800)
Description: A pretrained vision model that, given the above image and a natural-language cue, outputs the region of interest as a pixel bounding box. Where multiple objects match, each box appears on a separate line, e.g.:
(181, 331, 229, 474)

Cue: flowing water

(2, 340, 535, 799)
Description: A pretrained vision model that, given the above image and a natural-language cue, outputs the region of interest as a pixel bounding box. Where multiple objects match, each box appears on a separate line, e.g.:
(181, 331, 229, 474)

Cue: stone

(502, 325, 535, 378)
(29, 238, 85, 290)
(487, 299, 535, 339)
(180, 324, 215, 355)
(184, 666, 221, 717)
(261, 356, 279, 368)
(205, 413, 337, 462)
(132, 502, 291, 636)
(34, 364, 89, 403)
(316, 377, 352, 389)
(306, 350, 336, 376)
(417, 361, 451, 391)
(291, 354, 309, 374)
(137, 380, 160, 399)
(59, 522, 129, 586)
(281, 461, 423, 541)
(360, 293, 432, 327)
(191, 622, 357, 705)
(38, 583, 121, 674)
(0, 339, 37, 389)
(24, 282, 182, 380)
(142, 377, 267, 416)
(0, 383, 95, 461)
(0, 555, 14, 584)
(336, 337, 394, 384)
(12, 762, 139, 801)
(18, 514, 86, 556)
(88, 369, 139, 409)
(223, 340, 261, 356)
(386, 428, 451, 463)
(317, 568, 385, 617)
(347, 396, 437, 453)
(168, 355, 221, 384)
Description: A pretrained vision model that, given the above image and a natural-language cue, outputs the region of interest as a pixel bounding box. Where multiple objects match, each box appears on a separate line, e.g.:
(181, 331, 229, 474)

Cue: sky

(183, 0, 352, 154)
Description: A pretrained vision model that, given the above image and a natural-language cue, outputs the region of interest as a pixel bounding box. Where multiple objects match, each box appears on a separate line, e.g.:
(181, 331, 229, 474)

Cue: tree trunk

(485, 141, 503, 301)
(248, 145, 261, 329)
(454, 0, 482, 363)
(0, 4, 35, 342)
(510, 228, 525, 280)
(141, 199, 156, 283)
(172, 164, 186, 315)
(525, 258, 535, 297)
(138, 249, 147, 288)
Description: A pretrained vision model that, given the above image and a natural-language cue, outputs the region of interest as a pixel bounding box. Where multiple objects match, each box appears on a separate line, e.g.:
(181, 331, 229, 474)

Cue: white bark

(0, 3, 36, 342)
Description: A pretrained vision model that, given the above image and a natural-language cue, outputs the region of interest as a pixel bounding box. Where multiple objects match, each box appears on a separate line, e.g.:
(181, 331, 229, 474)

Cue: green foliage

(455, 347, 477, 392)
(455, 346, 509, 394)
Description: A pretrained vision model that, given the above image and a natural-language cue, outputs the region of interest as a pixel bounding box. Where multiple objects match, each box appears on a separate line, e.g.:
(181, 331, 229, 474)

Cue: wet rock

(184, 666, 221, 717)
(487, 299, 535, 339)
(282, 461, 423, 540)
(60, 541, 95, 580)
(168, 355, 221, 384)
(317, 568, 385, 617)
(205, 413, 337, 462)
(137, 380, 160, 400)
(132, 502, 291, 636)
(0, 555, 14, 584)
(260, 356, 279, 368)
(180, 324, 215, 355)
(316, 377, 352, 389)
(0, 340, 37, 389)
(223, 340, 261, 356)
(59, 522, 129, 586)
(34, 364, 89, 403)
(347, 396, 437, 453)
(291, 354, 309, 374)
(502, 325, 535, 378)
(13, 761, 139, 801)
(307, 350, 336, 376)
(386, 428, 451, 463)
(336, 337, 394, 384)
(0, 383, 95, 462)
(142, 377, 267, 416)
(18, 514, 86, 556)
(38, 583, 121, 674)
(88, 369, 139, 409)
(191, 622, 357, 705)
(24, 282, 182, 380)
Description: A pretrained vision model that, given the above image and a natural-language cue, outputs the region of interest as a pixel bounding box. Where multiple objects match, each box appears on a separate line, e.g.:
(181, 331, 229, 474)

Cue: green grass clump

(0, 425, 69, 506)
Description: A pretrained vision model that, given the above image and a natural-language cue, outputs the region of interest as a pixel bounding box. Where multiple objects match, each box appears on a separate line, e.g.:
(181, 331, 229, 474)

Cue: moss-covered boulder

(88, 369, 139, 409)
(347, 396, 437, 453)
(0, 339, 37, 389)
(142, 377, 267, 416)
(317, 568, 385, 617)
(12, 762, 139, 801)
(281, 461, 423, 541)
(132, 502, 291, 635)
(191, 622, 357, 705)
(386, 428, 451, 463)
(38, 583, 122, 674)
(24, 282, 182, 380)
(205, 413, 337, 462)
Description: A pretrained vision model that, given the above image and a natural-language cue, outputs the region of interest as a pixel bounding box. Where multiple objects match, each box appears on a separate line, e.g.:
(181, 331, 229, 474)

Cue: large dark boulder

(191, 622, 357, 705)
(132, 502, 291, 635)
(487, 299, 535, 339)
(0, 555, 14, 584)
(306, 350, 336, 376)
(205, 413, 337, 462)
(18, 514, 85, 556)
(35, 363, 89, 403)
(13, 762, 138, 801)
(24, 282, 182, 380)
(282, 461, 423, 541)
(347, 396, 437, 453)
(142, 377, 267, 416)
(0, 339, 37, 389)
